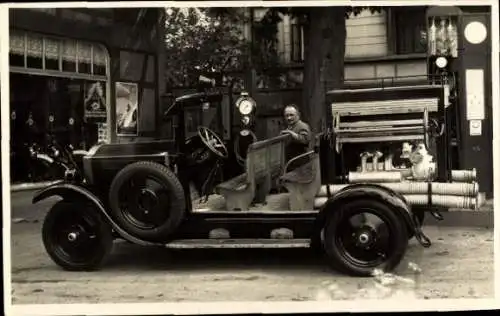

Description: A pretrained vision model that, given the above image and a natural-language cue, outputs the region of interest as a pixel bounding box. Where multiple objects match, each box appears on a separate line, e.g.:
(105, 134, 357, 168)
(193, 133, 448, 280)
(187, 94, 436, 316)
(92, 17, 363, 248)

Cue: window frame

(290, 22, 305, 63)
(386, 6, 428, 56)
(117, 48, 158, 137)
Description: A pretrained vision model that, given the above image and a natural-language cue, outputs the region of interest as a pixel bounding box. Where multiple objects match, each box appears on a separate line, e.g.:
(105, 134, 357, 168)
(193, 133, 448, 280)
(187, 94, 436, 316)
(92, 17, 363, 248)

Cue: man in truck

(280, 104, 312, 169)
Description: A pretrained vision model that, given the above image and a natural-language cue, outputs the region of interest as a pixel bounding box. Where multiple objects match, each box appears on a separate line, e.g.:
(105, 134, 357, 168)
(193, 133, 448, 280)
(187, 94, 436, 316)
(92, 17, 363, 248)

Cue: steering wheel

(185, 136, 211, 164)
(197, 126, 228, 159)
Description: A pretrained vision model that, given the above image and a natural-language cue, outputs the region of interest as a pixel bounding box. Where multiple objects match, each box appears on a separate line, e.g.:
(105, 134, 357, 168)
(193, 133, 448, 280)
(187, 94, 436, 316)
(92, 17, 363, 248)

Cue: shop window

(93, 45, 108, 76)
(26, 34, 43, 69)
(290, 23, 304, 62)
(9, 53, 24, 67)
(62, 39, 77, 72)
(77, 42, 92, 74)
(44, 37, 60, 71)
(9, 30, 109, 78)
(390, 7, 427, 55)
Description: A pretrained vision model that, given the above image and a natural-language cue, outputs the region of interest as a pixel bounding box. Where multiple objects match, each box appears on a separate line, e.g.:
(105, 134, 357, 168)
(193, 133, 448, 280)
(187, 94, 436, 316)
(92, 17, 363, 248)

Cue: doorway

(9, 73, 103, 182)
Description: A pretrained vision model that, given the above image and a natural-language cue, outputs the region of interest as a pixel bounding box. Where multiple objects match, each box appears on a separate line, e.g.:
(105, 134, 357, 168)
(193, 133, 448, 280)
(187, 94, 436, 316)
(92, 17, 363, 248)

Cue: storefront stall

(9, 8, 165, 182)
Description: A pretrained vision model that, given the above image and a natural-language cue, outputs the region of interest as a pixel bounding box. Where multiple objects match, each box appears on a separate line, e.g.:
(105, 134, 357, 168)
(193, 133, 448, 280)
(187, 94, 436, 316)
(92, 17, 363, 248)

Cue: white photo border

(2, 0, 499, 315)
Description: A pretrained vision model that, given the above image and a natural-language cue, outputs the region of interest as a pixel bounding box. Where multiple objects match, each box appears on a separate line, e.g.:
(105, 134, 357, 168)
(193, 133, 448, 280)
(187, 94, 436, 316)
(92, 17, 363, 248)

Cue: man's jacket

(285, 120, 312, 162)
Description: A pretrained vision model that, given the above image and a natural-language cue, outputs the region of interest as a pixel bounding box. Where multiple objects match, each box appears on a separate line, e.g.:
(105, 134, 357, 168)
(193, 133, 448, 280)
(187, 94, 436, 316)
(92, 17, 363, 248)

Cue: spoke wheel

(42, 201, 113, 271)
(323, 199, 408, 277)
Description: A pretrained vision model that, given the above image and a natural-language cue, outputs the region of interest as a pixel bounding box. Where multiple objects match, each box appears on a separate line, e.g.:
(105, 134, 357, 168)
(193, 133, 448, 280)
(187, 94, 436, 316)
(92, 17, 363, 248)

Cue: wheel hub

(354, 227, 376, 248)
(137, 188, 159, 213)
(358, 232, 370, 244)
(67, 232, 79, 242)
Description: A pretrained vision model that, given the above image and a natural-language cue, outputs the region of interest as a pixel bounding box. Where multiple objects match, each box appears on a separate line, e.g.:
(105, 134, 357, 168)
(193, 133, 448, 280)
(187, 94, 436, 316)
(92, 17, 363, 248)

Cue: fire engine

(31, 6, 490, 277)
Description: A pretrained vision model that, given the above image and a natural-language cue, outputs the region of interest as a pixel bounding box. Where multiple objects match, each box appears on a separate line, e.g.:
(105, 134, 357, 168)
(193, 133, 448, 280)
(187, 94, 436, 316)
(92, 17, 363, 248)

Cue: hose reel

(332, 98, 440, 152)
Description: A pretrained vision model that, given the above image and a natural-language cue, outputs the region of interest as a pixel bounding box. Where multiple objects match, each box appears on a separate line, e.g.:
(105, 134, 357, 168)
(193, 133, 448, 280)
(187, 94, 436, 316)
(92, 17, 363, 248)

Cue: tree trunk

(302, 7, 346, 133)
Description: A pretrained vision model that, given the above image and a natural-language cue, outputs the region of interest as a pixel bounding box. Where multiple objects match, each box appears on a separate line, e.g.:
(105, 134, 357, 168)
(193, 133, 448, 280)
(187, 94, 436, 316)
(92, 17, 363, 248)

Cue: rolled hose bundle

(398, 168, 477, 182)
(348, 171, 402, 183)
(318, 181, 479, 197)
(313, 194, 479, 210)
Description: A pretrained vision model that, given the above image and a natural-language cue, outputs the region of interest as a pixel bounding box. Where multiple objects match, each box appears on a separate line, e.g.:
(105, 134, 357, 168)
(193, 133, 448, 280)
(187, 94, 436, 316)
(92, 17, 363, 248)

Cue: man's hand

(281, 129, 299, 140)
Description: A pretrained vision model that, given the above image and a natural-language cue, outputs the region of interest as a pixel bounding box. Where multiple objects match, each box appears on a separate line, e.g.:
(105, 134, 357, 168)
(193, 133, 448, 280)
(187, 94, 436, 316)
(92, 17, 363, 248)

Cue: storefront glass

(9, 30, 110, 183)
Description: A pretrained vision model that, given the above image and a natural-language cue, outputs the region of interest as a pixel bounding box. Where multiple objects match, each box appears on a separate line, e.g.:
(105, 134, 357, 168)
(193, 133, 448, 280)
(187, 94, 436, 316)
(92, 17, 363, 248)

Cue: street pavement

(8, 190, 496, 304)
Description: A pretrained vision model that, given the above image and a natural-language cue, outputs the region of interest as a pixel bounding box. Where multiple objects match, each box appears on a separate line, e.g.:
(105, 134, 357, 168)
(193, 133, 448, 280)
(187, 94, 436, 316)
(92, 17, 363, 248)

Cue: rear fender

(314, 183, 418, 237)
(32, 183, 161, 246)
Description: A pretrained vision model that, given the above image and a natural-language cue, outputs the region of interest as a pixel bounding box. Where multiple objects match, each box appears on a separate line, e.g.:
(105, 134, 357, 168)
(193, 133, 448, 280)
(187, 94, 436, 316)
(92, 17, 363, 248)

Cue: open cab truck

(33, 74, 484, 277)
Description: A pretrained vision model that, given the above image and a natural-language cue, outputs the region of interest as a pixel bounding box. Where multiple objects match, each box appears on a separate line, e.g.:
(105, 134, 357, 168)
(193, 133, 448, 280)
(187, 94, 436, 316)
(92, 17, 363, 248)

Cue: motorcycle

(27, 137, 86, 183)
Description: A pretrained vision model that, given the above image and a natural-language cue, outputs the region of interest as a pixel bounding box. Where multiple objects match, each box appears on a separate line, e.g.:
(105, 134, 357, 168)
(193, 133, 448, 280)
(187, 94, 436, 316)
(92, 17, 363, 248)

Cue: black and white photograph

(2, 1, 499, 315)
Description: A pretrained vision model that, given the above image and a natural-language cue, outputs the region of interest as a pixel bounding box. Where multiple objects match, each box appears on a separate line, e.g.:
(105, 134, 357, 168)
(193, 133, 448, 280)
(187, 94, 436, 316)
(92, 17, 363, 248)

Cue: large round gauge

(238, 99, 254, 115)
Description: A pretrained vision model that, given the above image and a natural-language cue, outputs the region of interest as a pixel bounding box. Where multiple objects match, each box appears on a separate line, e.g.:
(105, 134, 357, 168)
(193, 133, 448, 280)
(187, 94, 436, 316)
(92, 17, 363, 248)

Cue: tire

(108, 161, 186, 242)
(323, 199, 409, 277)
(42, 200, 113, 271)
(309, 228, 325, 256)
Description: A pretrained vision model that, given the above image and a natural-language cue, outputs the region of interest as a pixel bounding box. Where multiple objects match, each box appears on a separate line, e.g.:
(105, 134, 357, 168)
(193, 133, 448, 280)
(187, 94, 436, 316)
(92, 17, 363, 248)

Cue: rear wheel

(42, 200, 113, 271)
(323, 199, 409, 277)
(108, 161, 186, 242)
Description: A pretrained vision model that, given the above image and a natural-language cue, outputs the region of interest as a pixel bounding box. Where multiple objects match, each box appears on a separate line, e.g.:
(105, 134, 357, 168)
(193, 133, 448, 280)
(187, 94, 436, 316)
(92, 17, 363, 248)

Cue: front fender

(315, 183, 418, 237)
(32, 183, 161, 247)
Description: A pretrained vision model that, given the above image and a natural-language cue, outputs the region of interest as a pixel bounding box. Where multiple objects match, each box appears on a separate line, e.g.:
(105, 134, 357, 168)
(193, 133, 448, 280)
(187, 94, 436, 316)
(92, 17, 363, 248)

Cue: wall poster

(116, 82, 139, 136)
(84, 81, 107, 120)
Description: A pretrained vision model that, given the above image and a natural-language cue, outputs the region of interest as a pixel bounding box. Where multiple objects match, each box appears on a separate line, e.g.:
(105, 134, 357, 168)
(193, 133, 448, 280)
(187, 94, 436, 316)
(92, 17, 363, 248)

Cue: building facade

(9, 8, 166, 182)
(248, 6, 493, 197)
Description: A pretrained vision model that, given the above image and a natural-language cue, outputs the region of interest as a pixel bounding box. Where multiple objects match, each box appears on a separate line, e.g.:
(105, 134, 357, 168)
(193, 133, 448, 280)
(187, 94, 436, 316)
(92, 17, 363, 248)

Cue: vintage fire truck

(31, 77, 483, 277)
(31, 6, 490, 277)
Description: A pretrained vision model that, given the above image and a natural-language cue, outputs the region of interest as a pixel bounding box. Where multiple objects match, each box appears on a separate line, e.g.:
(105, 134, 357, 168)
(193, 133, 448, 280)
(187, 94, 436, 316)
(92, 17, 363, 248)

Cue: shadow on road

(105, 241, 337, 275)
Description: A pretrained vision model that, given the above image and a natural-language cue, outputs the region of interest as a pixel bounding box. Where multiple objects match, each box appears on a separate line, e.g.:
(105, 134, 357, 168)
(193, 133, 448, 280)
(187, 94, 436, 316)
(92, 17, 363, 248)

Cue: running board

(164, 239, 311, 249)
(192, 208, 318, 215)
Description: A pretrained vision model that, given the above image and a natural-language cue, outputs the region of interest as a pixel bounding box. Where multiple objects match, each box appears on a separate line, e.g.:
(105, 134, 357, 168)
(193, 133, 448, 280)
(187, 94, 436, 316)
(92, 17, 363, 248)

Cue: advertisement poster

(84, 81, 107, 119)
(116, 82, 138, 136)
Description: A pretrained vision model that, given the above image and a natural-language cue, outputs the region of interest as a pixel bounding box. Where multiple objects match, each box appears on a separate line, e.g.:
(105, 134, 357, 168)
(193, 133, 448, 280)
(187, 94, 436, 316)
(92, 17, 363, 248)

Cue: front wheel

(42, 200, 113, 271)
(323, 199, 409, 277)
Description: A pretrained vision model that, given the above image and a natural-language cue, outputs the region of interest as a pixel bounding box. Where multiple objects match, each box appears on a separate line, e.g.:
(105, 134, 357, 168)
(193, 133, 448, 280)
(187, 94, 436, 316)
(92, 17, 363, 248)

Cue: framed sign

(84, 81, 107, 119)
(116, 82, 138, 136)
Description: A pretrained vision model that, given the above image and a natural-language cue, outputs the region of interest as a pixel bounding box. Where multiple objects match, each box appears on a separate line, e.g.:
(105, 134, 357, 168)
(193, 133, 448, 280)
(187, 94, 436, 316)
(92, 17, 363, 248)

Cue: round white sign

(464, 21, 487, 44)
